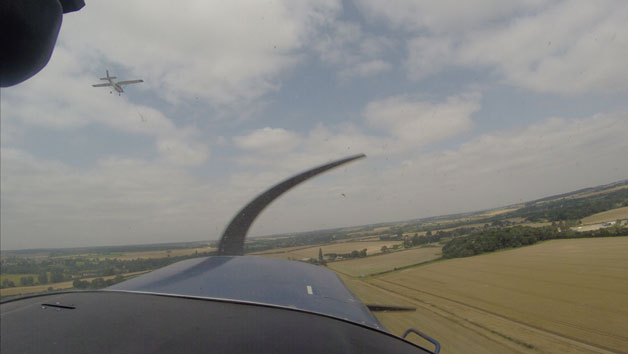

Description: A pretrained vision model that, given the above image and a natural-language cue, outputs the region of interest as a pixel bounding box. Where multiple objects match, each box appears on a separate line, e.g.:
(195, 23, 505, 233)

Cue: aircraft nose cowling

(107, 255, 385, 329)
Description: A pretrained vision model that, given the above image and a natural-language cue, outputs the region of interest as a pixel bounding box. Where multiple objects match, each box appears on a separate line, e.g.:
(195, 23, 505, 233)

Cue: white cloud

(372, 0, 628, 95)
(60, 0, 342, 106)
(405, 36, 455, 79)
(364, 93, 480, 145)
(234, 127, 301, 153)
(396, 111, 628, 208)
(339, 59, 391, 79)
(0, 149, 232, 249)
(314, 21, 395, 79)
(233, 93, 481, 171)
(246, 110, 628, 237)
(157, 138, 209, 166)
(356, 0, 546, 34)
(457, 0, 628, 94)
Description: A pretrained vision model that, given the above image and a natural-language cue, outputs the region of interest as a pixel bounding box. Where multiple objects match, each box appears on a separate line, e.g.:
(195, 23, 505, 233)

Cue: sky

(1, 0, 627, 250)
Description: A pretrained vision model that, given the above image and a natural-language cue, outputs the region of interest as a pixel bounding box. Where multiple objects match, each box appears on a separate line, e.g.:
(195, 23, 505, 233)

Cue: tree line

(243, 229, 359, 253)
(72, 275, 125, 289)
(442, 225, 628, 258)
(0, 251, 216, 289)
(324, 248, 368, 261)
(509, 188, 628, 222)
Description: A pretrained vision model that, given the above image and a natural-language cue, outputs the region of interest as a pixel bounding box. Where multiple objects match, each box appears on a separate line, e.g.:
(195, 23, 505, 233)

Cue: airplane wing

(116, 79, 143, 85)
(91, 83, 112, 87)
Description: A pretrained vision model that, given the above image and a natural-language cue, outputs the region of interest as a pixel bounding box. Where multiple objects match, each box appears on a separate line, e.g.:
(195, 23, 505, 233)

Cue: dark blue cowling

(107, 256, 384, 329)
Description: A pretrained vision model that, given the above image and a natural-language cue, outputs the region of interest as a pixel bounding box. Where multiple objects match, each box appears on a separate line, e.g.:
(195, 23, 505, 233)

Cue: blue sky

(2, 0, 627, 249)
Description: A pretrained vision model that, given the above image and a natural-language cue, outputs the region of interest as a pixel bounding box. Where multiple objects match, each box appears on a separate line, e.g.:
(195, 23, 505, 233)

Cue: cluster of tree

(442, 225, 628, 259)
(380, 245, 398, 253)
(1, 279, 16, 288)
(19, 276, 35, 286)
(510, 188, 628, 222)
(401, 227, 477, 248)
(46, 241, 210, 258)
(490, 220, 517, 227)
(0, 251, 217, 288)
(244, 229, 358, 253)
(379, 234, 403, 241)
(0, 270, 65, 288)
(324, 249, 367, 261)
(409, 233, 442, 246)
(72, 275, 125, 289)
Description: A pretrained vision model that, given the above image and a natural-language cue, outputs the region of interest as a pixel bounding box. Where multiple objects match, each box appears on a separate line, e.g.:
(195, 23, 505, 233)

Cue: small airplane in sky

(92, 70, 143, 95)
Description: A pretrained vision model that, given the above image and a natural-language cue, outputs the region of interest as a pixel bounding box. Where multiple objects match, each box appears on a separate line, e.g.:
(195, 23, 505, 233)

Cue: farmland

(251, 240, 402, 260)
(69, 247, 215, 261)
(0, 280, 76, 297)
(340, 237, 628, 354)
(581, 206, 628, 225)
(0, 273, 38, 284)
(2, 181, 627, 351)
(328, 246, 442, 277)
(0, 271, 149, 297)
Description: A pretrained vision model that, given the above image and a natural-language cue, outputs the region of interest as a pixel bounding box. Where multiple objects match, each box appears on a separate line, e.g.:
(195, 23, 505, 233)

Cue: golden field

(328, 246, 442, 277)
(581, 206, 628, 225)
(340, 237, 628, 354)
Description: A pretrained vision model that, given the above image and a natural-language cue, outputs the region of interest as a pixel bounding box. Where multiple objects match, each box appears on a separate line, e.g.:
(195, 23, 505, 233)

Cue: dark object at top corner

(60, 0, 85, 13)
(0, 0, 85, 87)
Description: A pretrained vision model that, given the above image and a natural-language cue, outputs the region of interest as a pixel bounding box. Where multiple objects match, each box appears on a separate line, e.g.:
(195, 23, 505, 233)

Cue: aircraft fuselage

(103, 78, 123, 93)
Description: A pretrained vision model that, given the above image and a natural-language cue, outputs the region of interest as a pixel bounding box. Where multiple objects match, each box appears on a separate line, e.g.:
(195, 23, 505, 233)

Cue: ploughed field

(339, 237, 628, 354)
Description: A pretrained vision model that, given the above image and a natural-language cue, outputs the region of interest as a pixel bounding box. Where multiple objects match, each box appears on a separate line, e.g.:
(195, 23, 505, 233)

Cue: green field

(340, 237, 628, 354)
(328, 246, 442, 277)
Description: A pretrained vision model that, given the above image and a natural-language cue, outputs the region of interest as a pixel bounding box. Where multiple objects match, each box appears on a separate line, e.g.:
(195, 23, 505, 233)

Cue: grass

(328, 246, 442, 277)
(341, 237, 628, 354)
(581, 206, 628, 225)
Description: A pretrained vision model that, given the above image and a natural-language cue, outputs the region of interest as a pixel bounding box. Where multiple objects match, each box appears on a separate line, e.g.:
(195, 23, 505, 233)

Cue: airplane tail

(100, 70, 116, 80)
